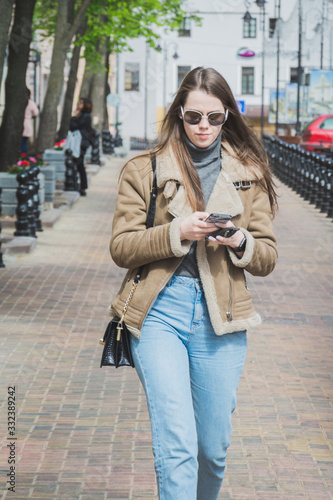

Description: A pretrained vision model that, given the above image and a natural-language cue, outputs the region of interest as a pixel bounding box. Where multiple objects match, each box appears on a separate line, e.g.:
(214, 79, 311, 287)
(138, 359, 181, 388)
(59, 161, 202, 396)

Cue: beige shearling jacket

(109, 143, 278, 339)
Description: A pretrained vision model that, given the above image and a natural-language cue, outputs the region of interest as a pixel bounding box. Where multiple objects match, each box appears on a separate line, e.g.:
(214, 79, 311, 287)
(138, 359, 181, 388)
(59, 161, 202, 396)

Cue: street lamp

(256, 0, 266, 138)
(245, 1, 266, 136)
(243, 11, 253, 22)
(156, 42, 179, 111)
(144, 43, 149, 144)
(296, 0, 302, 135)
(28, 48, 41, 139)
(275, 0, 281, 136)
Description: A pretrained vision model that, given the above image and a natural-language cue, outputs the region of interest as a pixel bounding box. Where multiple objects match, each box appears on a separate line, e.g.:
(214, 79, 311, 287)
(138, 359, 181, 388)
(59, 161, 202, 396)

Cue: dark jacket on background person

(70, 112, 93, 154)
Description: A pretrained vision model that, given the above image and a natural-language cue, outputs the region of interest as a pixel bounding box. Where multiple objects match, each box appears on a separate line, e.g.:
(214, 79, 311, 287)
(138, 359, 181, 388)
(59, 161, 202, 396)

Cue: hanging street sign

(236, 100, 246, 114)
(237, 47, 255, 58)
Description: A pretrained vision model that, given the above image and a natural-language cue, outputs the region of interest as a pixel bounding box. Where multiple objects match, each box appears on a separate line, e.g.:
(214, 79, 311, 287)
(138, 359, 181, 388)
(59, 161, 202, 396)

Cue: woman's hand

(180, 212, 217, 241)
(208, 221, 246, 256)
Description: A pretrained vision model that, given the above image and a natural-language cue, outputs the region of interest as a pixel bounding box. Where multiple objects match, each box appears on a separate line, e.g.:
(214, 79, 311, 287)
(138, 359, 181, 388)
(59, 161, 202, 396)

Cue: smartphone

(204, 213, 232, 223)
(212, 226, 239, 238)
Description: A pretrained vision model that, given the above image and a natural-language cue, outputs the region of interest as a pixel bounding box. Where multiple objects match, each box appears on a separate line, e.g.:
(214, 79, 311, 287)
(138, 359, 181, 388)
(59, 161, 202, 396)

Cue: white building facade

(112, 0, 333, 141)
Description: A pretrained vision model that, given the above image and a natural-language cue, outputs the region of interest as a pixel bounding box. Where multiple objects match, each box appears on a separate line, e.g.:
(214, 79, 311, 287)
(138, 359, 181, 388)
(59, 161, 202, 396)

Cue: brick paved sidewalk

(0, 154, 332, 500)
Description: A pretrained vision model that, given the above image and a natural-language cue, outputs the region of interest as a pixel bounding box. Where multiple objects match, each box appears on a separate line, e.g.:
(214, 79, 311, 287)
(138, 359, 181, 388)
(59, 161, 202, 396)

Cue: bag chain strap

(114, 154, 157, 341)
(118, 273, 140, 329)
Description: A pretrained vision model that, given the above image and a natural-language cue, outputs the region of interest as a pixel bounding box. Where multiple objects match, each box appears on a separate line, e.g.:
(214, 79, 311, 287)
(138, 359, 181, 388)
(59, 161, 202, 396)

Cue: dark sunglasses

(180, 106, 228, 126)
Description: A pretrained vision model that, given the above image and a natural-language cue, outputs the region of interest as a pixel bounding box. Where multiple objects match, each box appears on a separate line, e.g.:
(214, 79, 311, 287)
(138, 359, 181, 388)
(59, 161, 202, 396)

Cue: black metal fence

(263, 134, 333, 219)
(130, 137, 158, 150)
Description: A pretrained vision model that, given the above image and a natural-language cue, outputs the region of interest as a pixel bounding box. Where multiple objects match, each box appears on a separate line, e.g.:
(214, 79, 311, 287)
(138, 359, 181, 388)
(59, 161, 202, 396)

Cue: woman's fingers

(213, 230, 245, 248)
(180, 212, 217, 241)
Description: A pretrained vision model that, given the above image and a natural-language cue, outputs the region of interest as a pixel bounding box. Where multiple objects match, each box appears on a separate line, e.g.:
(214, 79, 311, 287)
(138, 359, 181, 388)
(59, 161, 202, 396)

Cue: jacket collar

(155, 142, 261, 218)
(221, 142, 263, 183)
(156, 141, 262, 188)
(156, 143, 183, 188)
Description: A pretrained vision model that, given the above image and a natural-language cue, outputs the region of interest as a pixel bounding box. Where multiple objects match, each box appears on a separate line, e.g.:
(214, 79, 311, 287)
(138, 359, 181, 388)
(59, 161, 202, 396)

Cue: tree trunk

(103, 50, 110, 130)
(79, 62, 94, 98)
(57, 20, 87, 141)
(0, 0, 15, 90)
(0, 0, 36, 172)
(90, 38, 108, 132)
(36, 0, 91, 152)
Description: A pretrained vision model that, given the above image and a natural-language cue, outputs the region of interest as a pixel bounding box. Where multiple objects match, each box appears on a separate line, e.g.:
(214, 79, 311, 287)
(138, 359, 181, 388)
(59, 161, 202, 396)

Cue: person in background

(22, 88, 39, 154)
(70, 97, 93, 196)
(109, 67, 278, 500)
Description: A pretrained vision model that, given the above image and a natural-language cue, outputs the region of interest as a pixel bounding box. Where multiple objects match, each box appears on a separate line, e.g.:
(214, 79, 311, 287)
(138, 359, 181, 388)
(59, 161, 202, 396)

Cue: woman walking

(69, 97, 93, 196)
(109, 67, 278, 500)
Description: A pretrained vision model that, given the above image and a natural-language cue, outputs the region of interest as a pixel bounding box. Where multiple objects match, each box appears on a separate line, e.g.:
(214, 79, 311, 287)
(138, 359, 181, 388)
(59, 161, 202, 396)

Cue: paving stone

(53, 190, 80, 209)
(2, 236, 37, 254)
(40, 208, 62, 228)
(0, 159, 332, 499)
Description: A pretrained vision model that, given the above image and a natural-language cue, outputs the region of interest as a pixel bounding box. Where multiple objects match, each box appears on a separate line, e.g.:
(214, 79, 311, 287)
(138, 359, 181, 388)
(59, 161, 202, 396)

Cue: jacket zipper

(226, 259, 233, 322)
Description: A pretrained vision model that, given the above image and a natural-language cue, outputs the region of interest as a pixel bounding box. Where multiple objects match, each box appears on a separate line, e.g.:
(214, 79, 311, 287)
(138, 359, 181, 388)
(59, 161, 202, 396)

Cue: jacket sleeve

(110, 160, 179, 269)
(70, 113, 90, 132)
(227, 183, 278, 277)
(30, 100, 39, 117)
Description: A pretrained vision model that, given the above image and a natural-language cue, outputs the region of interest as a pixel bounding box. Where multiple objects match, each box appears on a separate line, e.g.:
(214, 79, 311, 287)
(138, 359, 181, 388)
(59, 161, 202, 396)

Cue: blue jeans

(130, 275, 247, 500)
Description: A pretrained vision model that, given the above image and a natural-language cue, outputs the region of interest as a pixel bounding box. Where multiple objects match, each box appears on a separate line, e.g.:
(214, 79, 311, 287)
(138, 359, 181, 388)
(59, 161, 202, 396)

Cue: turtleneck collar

(184, 130, 222, 166)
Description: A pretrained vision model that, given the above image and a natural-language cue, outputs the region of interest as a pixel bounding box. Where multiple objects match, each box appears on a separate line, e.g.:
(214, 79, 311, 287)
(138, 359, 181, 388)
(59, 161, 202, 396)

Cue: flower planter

(0, 172, 45, 216)
(40, 165, 56, 202)
(43, 149, 66, 183)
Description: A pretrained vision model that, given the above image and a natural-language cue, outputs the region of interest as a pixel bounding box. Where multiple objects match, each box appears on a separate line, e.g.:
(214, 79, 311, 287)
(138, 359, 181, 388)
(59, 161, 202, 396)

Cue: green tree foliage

(34, 0, 199, 149)
(81, 0, 193, 68)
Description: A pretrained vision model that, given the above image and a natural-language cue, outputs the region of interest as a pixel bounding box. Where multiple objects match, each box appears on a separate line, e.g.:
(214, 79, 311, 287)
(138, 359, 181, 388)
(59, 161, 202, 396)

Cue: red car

(301, 114, 333, 153)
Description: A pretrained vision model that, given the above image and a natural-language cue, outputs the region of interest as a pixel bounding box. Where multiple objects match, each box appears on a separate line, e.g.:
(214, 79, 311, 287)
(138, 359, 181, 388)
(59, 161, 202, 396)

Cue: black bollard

(291, 145, 301, 192)
(26, 169, 37, 238)
(309, 155, 321, 206)
(287, 145, 295, 190)
(29, 166, 43, 231)
(91, 131, 101, 165)
(316, 156, 327, 211)
(321, 159, 332, 215)
(327, 166, 333, 219)
(278, 143, 286, 184)
(114, 132, 123, 147)
(281, 143, 289, 185)
(64, 149, 79, 191)
(102, 129, 113, 155)
(302, 152, 311, 200)
(14, 171, 31, 237)
(304, 155, 315, 202)
(298, 149, 307, 198)
(0, 186, 5, 267)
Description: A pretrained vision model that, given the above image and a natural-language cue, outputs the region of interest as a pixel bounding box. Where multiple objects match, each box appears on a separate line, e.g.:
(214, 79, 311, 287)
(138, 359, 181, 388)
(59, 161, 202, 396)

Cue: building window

(179, 17, 191, 37)
(290, 67, 298, 84)
(290, 68, 308, 85)
(269, 18, 277, 38)
(243, 18, 256, 38)
(177, 66, 191, 88)
(242, 67, 254, 94)
(124, 62, 139, 91)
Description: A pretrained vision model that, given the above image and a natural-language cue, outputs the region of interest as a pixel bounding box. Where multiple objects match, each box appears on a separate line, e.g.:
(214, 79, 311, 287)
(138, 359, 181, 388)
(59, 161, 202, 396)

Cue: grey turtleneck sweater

(174, 131, 222, 278)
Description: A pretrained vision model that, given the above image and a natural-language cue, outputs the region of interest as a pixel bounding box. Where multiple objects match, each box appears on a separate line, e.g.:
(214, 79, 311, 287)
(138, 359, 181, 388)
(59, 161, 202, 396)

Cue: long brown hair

(152, 67, 277, 215)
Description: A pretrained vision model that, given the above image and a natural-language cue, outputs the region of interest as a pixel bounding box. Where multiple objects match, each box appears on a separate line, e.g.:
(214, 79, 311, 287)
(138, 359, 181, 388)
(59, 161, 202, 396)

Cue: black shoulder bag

(100, 155, 157, 368)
